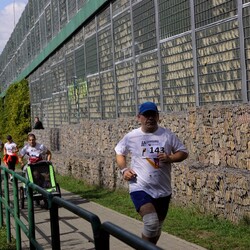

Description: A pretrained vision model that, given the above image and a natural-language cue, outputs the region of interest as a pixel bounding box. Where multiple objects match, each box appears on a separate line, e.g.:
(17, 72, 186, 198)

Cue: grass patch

(56, 174, 250, 250)
(0, 227, 16, 250)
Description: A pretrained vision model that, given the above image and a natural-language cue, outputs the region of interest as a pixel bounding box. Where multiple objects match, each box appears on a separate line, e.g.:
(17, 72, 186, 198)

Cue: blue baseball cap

(139, 102, 158, 114)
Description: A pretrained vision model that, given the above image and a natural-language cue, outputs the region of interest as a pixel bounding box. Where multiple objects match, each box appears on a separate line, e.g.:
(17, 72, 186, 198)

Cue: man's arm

(116, 154, 128, 173)
(158, 151, 188, 163)
(116, 154, 136, 179)
(46, 149, 52, 161)
(18, 155, 25, 168)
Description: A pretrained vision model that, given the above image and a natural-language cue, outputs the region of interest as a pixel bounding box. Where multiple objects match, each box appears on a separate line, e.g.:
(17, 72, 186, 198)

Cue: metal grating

(25, 4, 30, 33)
(78, 79, 88, 119)
(116, 60, 136, 117)
(33, 0, 40, 23)
(45, 4, 52, 41)
(67, 53, 79, 123)
(39, 74, 46, 100)
(161, 34, 195, 111)
(22, 39, 28, 67)
(34, 22, 41, 54)
(68, 0, 77, 20)
(85, 18, 96, 37)
(28, 0, 35, 27)
(77, 0, 88, 10)
(75, 45, 85, 79)
(132, 0, 157, 55)
(30, 80, 41, 104)
(194, 0, 237, 28)
(51, 65, 60, 93)
(112, 0, 130, 16)
(31, 104, 42, 121)
(101, 70, 116, 119)
(53, 94, 62, 127)
(97, 5, 111, 30)
(0, 0, 249, 126)
(159, 0, 191, 39)
(52, 0, 60, 37)
(59, 0, 68, 29)
(196, 20, 242, 104)
(85, 35, 98, 75)
(54, 91, 69, 125)
(74, 27, 84, 48)
(30, 27, 36, 58)
(57, 61, 66, 92)
(68, 82, 79, 124)
(243, 5, 250, 100)
(42, 98, 54, 128)
(113, 11, 132, 61)
(64, 38, 75, 54)
(136, 52, 160, 105)
(45, 72, 53, 99)
(98, 27, 113, 71)
(27, 33, 32, 62)
(87, 75, 102, 119)
(65, 52, 76, 86)
(40, 13, 47, 49)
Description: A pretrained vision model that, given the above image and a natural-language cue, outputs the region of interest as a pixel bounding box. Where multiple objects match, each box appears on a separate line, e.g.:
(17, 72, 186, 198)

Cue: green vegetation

(0, 227, 16, 250)
(0, 79, 31, 147)
(0, 79, 30, 250)
(56, 174, 250, 250)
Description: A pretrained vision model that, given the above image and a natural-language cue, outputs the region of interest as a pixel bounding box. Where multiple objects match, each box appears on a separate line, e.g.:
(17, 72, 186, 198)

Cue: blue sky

(0, 0, 28, 54)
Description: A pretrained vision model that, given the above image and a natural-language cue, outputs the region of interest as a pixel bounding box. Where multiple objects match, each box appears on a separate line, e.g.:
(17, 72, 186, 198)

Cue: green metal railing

(0, 166, 162, 250)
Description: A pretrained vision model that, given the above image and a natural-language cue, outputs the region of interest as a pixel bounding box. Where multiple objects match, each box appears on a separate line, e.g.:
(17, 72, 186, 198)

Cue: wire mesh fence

(0, 0, 249, 127)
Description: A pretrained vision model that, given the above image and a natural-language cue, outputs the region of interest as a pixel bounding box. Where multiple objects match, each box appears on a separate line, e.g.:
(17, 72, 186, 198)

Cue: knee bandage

(142, 212, 159, 238)
(157, 220, 164, 237)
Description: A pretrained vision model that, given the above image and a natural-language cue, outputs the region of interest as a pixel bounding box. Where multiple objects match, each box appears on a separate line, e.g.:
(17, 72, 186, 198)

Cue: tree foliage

(0, 80, 31, 147)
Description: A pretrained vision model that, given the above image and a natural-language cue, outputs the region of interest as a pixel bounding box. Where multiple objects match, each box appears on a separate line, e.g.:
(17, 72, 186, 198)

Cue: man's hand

(158, 151, 188, 163)
(123, 169, 137, 181)
(157, 152, 173, 163)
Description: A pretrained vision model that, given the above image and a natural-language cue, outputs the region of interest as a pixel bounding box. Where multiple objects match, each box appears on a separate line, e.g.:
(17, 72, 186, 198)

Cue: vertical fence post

(50, 199, 61, 250)
(238, 0, 248, 103)
(89, 214, 109, 250)
(27, 185, 36, 250)
(4, 170, 11, 243)
(96, 227, 110, 250)
(0, 167, 3, 227)
(13, 175, 21, 250)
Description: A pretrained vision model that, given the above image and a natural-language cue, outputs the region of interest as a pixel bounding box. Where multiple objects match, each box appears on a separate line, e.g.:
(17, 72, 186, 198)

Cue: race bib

(141, 140, 164, 158)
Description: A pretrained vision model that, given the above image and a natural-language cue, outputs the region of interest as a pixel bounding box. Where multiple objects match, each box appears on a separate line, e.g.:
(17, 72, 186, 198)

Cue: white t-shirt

(20, 143, 48, 164)
(115, 126, 188, 198)
(4, 142, 18, 156)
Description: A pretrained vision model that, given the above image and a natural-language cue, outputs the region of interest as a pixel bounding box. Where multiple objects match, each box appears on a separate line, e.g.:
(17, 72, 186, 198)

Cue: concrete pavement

(14, 188, 207, 250)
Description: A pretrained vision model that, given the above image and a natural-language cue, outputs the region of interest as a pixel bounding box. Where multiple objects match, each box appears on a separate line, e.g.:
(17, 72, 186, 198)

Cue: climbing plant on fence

(0, 79, 31, 147)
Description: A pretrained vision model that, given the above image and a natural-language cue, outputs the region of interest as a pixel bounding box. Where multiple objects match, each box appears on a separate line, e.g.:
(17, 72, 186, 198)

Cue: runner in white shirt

(115, 102, 188, 245)
(3, 135, 19, 181)
(19, 133, 52, 168)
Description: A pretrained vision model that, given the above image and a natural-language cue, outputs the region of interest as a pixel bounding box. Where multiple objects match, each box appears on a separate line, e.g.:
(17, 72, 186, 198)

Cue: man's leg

(9, 156, 18, 181)
(139, 202, 161, 244)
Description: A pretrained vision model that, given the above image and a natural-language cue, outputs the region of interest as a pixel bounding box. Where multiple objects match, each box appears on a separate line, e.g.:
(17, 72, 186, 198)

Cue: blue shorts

(130, 191, 171, 220)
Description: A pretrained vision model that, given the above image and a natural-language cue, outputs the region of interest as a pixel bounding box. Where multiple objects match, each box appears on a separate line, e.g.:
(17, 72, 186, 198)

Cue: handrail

(0, 165, 162, 250)
(102, 221, 164, 250)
